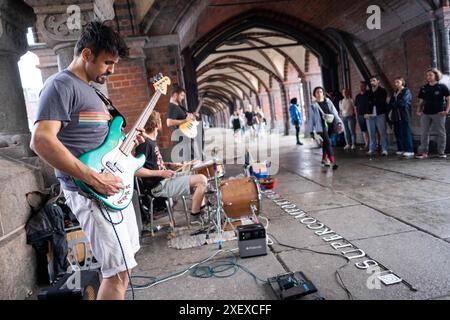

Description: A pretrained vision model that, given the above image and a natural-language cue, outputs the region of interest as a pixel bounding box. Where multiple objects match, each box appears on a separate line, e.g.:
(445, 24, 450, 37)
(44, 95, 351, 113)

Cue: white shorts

(63, 190, 140, 278)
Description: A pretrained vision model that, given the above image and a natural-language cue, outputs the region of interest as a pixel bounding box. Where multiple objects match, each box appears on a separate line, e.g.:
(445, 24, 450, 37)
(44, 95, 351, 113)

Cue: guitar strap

(93, 87, 127, 128)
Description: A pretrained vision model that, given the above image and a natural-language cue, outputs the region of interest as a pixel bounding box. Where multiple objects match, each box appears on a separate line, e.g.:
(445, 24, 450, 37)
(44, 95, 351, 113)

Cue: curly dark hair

(75, 21, 129, 59)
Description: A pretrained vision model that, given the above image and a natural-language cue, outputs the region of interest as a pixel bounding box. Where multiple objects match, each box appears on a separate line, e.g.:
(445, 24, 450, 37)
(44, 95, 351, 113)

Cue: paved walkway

(128, 129, 450, 300)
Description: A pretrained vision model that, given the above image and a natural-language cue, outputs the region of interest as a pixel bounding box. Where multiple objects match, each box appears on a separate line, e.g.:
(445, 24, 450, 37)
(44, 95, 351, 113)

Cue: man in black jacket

(364, 76, 389, 156)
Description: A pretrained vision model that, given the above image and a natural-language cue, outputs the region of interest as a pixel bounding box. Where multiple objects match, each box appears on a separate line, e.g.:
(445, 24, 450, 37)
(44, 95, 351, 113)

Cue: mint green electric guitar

(74, 74, 171, 210)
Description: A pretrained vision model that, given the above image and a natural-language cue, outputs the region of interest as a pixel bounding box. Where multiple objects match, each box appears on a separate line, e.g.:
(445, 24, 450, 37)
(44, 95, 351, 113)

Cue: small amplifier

(237, 223, 267, 258)
(37, 270, 101, 300)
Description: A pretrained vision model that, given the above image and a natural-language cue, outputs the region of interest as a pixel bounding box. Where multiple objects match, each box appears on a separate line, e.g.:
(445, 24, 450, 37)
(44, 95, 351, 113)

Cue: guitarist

(166, 85, 199, 161)
(30, 22, 144, 300)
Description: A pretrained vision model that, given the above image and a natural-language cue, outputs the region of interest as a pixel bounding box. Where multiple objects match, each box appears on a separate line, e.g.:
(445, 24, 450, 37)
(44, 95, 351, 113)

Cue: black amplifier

(37, 270, 101, 300)
(237, 223, 267, 258)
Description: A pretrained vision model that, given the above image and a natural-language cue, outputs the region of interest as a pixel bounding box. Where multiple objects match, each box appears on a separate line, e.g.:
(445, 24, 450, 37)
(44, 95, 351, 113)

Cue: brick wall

(106, 58, 150, 132)
(259, 92, 272, 123)
(144, 45, 184, 149)
(112, 0, 138, 37)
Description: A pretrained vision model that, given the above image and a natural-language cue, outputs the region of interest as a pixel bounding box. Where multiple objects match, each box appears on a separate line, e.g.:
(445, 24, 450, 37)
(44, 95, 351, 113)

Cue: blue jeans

(342, 116, 357, 146)
(366, 114, 389, 152)
(393, 120, 414, 153)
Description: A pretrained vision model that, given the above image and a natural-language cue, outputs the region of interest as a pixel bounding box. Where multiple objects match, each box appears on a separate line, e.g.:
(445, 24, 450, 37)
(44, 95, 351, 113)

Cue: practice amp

(237, 223, 267, 258)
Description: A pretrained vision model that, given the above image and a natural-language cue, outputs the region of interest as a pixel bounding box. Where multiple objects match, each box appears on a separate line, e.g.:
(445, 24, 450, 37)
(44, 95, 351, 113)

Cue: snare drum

(220, 177, 261, 219)
(192, 160, 225, 180)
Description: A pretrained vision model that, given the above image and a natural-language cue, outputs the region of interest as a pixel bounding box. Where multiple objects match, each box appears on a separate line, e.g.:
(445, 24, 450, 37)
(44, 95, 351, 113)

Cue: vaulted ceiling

(195, 27, 308, 113)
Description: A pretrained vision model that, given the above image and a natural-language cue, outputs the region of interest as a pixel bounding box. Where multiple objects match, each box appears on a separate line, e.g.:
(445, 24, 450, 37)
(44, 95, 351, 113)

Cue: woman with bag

(388, 77, 414, 158)
(308, 87, 344, 170)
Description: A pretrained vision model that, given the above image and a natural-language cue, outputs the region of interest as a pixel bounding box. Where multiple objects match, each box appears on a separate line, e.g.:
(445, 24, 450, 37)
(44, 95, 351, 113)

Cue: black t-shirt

(367, 87, 388, 115)
(418, 83, 450, 115)
(245, 111, 255, 126)
(232, 117, 241, 130)
(355, 91, 369, 115)
(135, 138, 166, 190)
(167, 102, 188, 128)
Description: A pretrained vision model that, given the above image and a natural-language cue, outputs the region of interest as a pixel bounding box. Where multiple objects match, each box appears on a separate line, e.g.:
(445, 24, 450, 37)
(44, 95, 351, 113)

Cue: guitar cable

(96, 199, 135, 300)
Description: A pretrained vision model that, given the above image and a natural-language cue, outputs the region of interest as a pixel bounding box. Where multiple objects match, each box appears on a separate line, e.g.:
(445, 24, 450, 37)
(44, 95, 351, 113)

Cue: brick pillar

(106, 36, 151, 133)
(436, 6, 450, 74)
(0, 0, 36, 158)
(144, 34, 185, 152)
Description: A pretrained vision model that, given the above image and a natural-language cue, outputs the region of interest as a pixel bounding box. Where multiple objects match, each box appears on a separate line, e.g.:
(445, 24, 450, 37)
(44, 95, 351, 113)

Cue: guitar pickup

(106, 161, 117, 172)
(115, 163, 124, 173)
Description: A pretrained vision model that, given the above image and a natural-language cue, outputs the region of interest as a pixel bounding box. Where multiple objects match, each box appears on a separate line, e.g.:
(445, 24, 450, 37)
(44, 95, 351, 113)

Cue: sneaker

(344, 145, 351, 150)
(396, 151, 404, 156)
(297, 141, 303, 146)
(351, 145, 356, 150)
(332, 163, 339, 170)
(402, 152, 415, 159)
(415, 153, 428, 159)
(366, 151, 375, 156)
(382, 151, 388, 156)
(321, 160, 331, 167)
(438, 154, 448, 159)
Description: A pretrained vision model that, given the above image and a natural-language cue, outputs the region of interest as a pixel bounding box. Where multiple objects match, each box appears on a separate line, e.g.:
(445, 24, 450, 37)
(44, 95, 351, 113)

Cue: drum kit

(189, 159, 262, 249)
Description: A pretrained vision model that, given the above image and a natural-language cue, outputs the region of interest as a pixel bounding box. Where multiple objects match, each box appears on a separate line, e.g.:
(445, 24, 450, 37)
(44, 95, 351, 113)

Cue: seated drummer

(135, 111, 208, 217)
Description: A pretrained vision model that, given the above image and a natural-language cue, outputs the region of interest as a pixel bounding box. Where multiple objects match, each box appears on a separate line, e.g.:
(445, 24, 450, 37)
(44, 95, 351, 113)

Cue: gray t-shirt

(35, 70, 112, 191)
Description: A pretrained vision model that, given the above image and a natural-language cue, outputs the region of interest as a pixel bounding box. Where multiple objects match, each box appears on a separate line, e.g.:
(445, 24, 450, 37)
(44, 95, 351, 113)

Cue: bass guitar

(74, 74, 171, 210)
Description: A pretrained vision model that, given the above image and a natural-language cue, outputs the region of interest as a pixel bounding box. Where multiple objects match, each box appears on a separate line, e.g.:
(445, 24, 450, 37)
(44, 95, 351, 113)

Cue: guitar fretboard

(120, 89, 162, 155)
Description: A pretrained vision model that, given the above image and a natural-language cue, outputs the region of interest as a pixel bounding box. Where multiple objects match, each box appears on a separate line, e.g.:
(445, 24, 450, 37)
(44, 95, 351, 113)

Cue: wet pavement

(128, 129, 450, 300)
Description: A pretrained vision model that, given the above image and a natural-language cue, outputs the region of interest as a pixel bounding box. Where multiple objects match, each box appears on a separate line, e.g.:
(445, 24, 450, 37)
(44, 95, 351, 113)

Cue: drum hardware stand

(201, 162, 225, 249)
(222, 203, 260, 233)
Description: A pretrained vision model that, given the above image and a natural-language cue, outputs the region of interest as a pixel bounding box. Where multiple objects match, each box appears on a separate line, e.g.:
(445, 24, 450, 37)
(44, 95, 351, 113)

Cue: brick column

(436, 6, 450, 74)
(106, 36, 151, 132)
(0, 0, 36, 158)
(144, 34, 185, 152)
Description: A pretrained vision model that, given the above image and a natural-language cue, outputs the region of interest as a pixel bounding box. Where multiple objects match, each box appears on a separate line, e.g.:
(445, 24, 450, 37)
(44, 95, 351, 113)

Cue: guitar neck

(193, 100, 204, 116)
(120, 90, 162, 155)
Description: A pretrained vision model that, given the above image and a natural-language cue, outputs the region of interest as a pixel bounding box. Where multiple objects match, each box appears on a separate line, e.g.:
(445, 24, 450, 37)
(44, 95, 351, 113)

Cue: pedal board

(268, 272, 319, 300)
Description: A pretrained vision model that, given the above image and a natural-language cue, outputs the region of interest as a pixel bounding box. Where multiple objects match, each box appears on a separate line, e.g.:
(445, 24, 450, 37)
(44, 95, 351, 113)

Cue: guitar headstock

(151, 73, 171, 95)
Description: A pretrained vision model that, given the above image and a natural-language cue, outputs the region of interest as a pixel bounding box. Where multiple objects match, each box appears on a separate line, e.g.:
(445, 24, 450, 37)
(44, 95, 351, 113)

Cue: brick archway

(185, 9, 347, 134)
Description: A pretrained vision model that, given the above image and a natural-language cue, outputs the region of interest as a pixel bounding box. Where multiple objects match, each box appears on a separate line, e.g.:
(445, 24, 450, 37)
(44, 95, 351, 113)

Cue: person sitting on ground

(135, 111, 208, 217)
